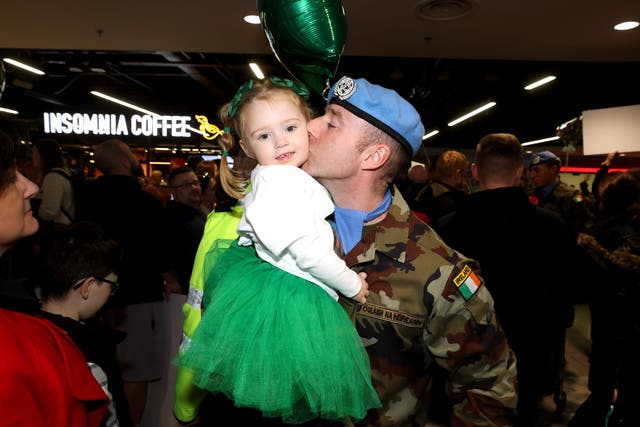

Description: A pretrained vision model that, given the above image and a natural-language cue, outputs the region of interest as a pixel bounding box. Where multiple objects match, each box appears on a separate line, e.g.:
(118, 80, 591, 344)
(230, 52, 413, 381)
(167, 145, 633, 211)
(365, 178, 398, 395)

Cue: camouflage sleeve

(344, 192, 516, 427)
(426, 262, 518, 426)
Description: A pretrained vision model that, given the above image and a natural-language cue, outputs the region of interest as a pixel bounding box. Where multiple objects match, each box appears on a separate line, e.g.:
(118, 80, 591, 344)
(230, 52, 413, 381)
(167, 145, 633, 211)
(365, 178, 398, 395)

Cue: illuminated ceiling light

(614, 21, 639, 31)
(524, 75, 556, 90)
(521, 135, 560, 146)
(447, 102, 496, 127)
(0, 107, 19, 115)
(422, 129, 439, 140)
(3, 58, 45, 75)
(91, 90, 159, 116)
(249, 62, 265, 79)
(90, 67, 106, 73)
(244, 14, 261, 24)
(90, 90, 206, 136)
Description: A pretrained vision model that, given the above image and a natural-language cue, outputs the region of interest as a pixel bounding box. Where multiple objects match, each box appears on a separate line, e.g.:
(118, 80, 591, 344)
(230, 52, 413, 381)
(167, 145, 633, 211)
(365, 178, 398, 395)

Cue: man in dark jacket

(76, 138, 171, 425)
(436, 133, 578, 427)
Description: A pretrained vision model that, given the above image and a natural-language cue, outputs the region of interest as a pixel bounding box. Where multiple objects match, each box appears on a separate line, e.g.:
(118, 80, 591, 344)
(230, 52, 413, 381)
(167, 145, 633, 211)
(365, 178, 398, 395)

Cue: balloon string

(322, 78, 331, 100)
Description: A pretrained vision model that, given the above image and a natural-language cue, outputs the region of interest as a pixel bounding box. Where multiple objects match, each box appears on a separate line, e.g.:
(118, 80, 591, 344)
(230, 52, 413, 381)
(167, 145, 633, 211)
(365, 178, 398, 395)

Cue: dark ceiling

(1, 0, 639, 163)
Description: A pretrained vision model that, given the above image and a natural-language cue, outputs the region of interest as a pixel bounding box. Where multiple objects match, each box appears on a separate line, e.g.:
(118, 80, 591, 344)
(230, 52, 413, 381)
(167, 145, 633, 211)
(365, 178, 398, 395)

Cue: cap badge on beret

(327, 76, 425, 157)
(333, 76, 357, 100)
(531, 154, 543, 165)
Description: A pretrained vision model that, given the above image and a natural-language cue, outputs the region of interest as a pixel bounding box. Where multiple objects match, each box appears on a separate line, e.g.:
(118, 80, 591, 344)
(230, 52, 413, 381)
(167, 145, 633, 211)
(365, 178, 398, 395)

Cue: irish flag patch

(453, 265, 482, 301)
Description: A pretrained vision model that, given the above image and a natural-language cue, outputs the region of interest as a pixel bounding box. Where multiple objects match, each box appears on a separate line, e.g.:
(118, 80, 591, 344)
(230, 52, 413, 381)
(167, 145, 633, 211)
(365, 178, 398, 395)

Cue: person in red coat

(0, 129, 109, 426)
(0, 310, 109, 426)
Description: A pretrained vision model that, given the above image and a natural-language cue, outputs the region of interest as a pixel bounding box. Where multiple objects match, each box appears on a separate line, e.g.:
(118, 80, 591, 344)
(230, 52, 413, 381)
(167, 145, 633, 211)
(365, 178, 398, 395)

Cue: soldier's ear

(362, 143, 391, 170)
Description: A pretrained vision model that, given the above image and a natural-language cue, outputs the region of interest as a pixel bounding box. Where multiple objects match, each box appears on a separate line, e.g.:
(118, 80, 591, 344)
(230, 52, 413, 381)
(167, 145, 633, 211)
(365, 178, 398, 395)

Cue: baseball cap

(529, 150, 560, 168)
(327, 76, 425, 157)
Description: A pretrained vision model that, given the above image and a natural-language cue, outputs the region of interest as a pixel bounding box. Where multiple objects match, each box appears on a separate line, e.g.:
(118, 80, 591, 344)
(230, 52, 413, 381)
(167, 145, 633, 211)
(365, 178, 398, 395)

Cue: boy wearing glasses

(36, 221, 132, 427)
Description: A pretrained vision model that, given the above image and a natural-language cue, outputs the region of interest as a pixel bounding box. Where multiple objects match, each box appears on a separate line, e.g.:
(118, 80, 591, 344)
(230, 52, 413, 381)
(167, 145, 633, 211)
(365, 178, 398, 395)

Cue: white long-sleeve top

(237, 165, 360, 300)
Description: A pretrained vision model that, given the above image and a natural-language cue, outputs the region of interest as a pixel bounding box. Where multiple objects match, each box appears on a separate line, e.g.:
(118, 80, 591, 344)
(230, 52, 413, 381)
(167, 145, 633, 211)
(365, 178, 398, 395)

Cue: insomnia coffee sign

(43, 112, 194, 138)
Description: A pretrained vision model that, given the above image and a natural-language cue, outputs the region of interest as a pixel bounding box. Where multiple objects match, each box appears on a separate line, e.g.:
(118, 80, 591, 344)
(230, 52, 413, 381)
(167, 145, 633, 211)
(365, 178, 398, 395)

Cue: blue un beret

(529, 150, 560, 169)
(327, 76, 425, 157)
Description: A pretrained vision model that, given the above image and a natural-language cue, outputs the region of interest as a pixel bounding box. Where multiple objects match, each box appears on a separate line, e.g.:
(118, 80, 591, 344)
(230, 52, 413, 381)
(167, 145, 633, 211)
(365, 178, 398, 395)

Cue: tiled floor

(540, 303, 592, 426)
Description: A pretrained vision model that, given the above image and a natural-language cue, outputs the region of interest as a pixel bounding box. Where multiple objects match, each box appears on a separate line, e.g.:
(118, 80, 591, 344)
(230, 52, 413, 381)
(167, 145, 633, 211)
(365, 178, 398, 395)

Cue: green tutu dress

(177, 239, 380, 424)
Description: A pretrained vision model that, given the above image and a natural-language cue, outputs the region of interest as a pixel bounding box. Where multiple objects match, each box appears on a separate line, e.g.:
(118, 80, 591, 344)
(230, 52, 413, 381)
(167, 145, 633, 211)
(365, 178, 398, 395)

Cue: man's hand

(162, 270, 182, 300)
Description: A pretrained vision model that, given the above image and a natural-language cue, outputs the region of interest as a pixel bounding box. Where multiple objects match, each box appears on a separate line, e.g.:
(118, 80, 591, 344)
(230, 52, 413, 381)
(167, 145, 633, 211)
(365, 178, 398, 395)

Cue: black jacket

(165, 200, 206, 293)
(436, 186, 577, 341)
(76, 175, 168, 305)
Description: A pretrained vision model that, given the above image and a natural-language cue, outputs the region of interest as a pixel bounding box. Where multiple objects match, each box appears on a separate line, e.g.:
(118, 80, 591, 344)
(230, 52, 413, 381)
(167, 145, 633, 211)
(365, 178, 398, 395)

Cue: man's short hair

(94, 139, 138, 175)
(476, 133, 523, 174)
(168, 166, 195, 186)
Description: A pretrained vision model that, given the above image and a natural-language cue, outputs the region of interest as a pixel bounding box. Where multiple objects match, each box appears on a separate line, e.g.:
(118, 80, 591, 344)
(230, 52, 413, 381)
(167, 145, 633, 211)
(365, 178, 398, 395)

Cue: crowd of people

(0, 74, 638, 427)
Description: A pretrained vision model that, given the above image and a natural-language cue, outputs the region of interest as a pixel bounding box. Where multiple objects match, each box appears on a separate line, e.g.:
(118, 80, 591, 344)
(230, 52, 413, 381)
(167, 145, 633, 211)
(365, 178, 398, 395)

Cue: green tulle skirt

(177, 240, 380, 424)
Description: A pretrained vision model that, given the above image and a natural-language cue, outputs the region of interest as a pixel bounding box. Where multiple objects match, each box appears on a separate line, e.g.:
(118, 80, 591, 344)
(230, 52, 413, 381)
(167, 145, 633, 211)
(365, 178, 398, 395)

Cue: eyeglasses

(95, 276, 119, 296)
(72, 276, 119, 296)
(171, 180, 201, 189)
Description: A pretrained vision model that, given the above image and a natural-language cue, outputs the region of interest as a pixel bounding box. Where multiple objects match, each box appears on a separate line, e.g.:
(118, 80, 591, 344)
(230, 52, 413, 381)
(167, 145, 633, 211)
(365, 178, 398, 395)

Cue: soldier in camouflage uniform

(304, 76, 517, 427)
(528, 150, 594, 238)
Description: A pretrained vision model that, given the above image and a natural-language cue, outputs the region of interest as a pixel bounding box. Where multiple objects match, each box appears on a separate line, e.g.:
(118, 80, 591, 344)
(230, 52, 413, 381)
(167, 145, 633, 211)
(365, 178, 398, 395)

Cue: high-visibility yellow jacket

(173, 205, 242, 423)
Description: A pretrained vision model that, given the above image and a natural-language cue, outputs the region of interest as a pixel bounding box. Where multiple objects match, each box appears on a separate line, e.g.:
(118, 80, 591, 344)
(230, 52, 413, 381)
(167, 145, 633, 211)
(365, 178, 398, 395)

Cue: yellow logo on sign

(195, 115, 225, 140)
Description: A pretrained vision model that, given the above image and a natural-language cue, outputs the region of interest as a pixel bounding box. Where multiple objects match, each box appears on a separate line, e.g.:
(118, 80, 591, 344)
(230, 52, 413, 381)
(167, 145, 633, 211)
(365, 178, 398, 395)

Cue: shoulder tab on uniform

(453, 264, 482, 301)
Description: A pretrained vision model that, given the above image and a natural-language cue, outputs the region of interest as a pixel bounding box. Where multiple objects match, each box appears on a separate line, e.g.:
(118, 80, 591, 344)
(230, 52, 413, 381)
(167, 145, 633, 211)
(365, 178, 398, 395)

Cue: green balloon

(258, 0, 347, 96)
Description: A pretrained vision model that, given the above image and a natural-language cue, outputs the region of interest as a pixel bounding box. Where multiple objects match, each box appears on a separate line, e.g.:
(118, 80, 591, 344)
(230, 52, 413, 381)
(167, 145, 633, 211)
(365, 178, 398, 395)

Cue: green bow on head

(269, 76, 311, 99)
(227, 77, 311, 119)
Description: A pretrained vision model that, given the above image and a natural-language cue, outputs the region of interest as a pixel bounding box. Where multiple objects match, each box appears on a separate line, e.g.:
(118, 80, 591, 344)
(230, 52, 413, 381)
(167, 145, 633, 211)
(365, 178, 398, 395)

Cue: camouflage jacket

(536, 181, 594, 238)
(339, 188, 517, 427)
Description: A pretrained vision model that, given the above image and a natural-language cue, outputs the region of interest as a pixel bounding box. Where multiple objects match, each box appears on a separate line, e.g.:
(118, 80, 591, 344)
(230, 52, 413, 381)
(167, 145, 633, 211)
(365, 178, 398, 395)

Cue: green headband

(227, 77, 311, 119)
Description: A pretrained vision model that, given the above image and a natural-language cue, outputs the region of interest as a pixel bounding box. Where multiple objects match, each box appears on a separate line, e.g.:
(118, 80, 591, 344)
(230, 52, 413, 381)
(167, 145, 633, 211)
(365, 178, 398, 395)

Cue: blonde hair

(434, 150, 468, 180)
(217, 79, 313, 199)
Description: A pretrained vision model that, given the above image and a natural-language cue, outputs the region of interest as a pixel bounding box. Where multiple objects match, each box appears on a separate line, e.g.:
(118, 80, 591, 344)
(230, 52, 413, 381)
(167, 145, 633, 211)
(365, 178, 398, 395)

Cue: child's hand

(352, 272, 370, 304)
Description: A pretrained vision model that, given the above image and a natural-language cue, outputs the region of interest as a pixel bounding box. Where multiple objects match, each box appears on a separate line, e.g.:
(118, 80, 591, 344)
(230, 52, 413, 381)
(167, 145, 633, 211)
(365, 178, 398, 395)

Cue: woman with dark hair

(571, 172, 640, 427)
(0, 129, 109, 426)
(32, 138, 75, 224)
